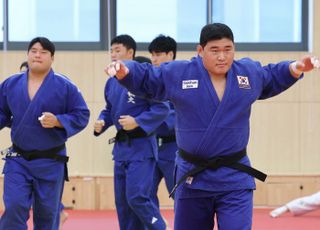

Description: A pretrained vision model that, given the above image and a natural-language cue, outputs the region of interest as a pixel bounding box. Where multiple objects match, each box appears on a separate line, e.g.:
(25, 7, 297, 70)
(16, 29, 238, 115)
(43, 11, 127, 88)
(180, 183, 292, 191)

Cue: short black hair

(200, 23, 234, 47)
(134, 56, 151, 64)
(148, 35, 177, 60)
(19, 61, 28, 71)
(111, 34, 136, 58)
(28, 37, 55, 56)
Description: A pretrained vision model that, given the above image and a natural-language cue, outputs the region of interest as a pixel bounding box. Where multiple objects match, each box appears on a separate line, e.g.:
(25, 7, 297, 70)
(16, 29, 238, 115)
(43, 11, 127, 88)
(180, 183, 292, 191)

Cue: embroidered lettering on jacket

(237, 75, 251, 89)
(182, 80, 198, 89)
(127, 91, 136, 104)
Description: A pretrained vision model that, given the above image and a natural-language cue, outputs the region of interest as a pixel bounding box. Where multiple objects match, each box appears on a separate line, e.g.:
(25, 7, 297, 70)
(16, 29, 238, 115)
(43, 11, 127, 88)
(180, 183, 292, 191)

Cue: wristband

(291, 61, 303, 76)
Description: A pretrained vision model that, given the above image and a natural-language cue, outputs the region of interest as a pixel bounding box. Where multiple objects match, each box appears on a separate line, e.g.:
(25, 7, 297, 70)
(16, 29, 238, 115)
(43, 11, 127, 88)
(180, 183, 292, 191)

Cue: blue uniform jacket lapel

(12, 70, 53, 145)
(194, 63, 233, 156)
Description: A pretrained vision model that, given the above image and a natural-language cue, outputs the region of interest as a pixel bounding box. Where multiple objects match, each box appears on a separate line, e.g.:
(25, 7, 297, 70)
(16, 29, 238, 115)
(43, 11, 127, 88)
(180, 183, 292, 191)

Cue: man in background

(94, 34, 169, 230)
(148, 35, 178, 209)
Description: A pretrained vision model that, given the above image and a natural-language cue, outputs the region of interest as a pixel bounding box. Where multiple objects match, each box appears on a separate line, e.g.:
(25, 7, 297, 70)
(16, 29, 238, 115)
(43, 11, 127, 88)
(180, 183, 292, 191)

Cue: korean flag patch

(237, 75, 251, 89)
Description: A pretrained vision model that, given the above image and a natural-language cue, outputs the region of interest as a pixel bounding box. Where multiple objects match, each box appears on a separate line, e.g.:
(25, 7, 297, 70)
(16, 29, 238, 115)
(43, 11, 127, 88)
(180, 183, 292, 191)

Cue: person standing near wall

(105, 23, 320, 230)
(148, 35, 178, 207)
(19, 60, 69, 229)
(94, 34, 169, 230)
(0, 37, 89, 229)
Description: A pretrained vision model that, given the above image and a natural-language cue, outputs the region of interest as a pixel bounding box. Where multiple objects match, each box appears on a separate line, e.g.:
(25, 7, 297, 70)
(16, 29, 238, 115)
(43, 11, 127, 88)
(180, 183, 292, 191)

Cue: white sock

(270, 206, 288, 218)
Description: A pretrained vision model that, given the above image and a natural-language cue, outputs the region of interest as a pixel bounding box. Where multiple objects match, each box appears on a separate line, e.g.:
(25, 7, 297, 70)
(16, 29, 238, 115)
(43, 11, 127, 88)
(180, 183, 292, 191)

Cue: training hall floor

(21, 207, 320, 230)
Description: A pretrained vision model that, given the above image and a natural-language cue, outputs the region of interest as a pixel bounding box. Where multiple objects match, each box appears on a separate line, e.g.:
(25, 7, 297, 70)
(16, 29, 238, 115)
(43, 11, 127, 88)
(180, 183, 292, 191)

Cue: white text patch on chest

(182, 80, 199, 89)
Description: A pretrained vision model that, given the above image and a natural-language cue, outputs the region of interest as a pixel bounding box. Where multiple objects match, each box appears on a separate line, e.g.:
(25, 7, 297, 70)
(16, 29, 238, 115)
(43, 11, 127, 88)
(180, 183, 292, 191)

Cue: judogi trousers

(114, 158, 166, 230)
(0, 157, 65, 230)
(174, 185, 253, 230)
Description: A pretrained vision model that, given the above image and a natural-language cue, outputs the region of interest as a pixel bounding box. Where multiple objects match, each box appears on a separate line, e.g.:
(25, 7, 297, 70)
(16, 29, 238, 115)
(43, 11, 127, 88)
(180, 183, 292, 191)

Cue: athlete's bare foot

(59, 210, 69, 230)
(164, 217, 171, 230)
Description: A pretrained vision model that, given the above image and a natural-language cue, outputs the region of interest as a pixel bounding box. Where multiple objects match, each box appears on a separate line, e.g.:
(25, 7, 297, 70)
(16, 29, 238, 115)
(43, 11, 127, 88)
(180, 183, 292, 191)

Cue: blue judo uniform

(151, 103, 177, 207)
(0, 70, 89, 230)
(118, 56, 300, 230)
(95, 77, 169, 230)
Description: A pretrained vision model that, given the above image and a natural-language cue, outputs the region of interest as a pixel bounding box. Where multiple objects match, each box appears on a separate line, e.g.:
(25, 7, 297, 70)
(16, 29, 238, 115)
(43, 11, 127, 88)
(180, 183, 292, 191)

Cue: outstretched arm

(259, 55, 319, 100)
(289, 56, 319, 78)
(105, 60, 171, 102)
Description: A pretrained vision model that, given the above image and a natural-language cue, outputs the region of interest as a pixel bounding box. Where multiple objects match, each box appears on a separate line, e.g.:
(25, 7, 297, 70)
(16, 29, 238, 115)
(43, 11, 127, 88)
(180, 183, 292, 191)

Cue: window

(116, 0, 206, 49)
(6, 0, 105, 50)
(116, 0, 308, 51)
(211, 0, 307, 51)
(0, 0, 310, 51)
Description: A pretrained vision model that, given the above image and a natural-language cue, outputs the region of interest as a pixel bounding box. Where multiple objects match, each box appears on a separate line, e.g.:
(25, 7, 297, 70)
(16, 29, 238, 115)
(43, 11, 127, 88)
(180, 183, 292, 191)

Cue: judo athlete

(270, 191, 320, 217)
(19, 61, 69, 229)
(105, 23, 320, 230)
(94, 34, 169, 230)
(148, 35, 178, 206)
(0, 37, 90, 230)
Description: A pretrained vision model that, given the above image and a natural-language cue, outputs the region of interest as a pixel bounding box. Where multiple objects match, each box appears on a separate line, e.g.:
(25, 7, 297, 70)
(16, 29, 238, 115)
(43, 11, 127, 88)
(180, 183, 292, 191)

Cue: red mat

(252, 208, 320, 230)
(19, 208, 320, 229)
